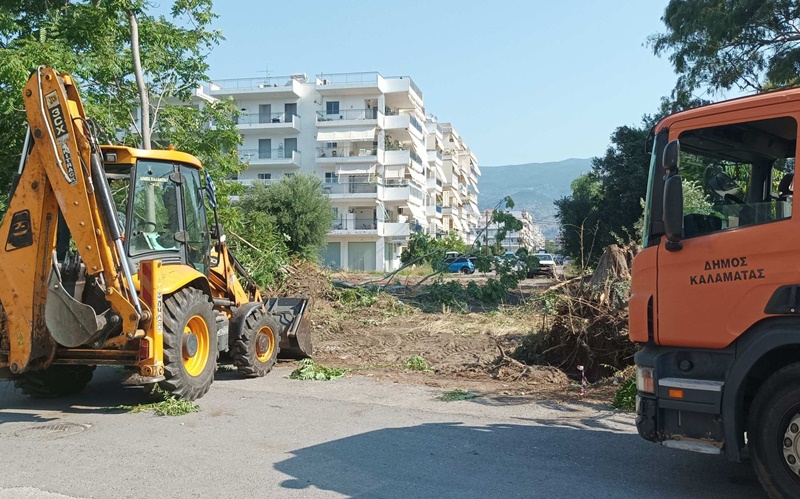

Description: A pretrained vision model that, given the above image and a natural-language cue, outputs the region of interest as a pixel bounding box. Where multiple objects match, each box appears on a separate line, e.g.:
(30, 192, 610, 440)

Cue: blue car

(444, 256, 475, 274)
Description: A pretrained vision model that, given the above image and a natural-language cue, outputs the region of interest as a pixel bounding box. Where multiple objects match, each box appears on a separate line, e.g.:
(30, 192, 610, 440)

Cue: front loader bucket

(45, 270, 104, 348)
(264, 297, 313, 359)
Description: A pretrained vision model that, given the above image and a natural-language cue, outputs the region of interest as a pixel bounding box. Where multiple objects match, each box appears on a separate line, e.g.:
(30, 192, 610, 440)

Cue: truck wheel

(233, 309, 281, 377)
(159, 287, 217, 401)
(14, 365, 95, 398)
(748, 362, 800, 499)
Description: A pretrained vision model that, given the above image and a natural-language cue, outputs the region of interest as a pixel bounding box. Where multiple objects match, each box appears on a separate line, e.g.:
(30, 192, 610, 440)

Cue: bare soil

(290, 266, 618, 405)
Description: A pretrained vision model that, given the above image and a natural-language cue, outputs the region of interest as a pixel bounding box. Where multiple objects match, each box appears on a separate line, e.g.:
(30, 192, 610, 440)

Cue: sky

(202, 0, 681, 166)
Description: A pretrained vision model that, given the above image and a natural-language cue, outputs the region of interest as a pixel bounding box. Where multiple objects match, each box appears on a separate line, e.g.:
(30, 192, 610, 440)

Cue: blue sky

(204, 0, 680, 166)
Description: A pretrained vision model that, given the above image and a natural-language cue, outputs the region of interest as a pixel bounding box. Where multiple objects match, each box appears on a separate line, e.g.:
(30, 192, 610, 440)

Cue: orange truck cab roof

(100, 145, 203, 170)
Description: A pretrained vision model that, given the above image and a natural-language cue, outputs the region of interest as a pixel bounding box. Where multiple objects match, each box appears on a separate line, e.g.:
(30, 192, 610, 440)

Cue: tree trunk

(129, 10, 151, 149)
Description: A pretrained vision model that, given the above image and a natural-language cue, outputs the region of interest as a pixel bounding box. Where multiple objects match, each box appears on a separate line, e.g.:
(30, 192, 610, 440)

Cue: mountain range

(476, 158, 593, 239)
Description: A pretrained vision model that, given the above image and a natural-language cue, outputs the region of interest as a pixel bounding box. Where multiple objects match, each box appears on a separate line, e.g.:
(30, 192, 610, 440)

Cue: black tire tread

(748, 361, 800, 499)
(233, 308, 281, 377)
(14, 365, 95, 398)
(158, 287, 217, 401)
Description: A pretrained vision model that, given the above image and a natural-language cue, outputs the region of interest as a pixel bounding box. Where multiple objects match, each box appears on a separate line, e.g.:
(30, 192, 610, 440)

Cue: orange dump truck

(630, 88, 800, 498)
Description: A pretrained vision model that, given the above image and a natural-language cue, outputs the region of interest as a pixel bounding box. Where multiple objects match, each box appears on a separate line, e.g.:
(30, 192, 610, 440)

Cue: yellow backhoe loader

(0, 66, 312, 400)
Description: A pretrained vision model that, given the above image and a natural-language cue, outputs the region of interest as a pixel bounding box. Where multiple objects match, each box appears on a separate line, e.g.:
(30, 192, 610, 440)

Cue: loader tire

(233, 308, 281, 377)
(14, 365, 95, 398)
(159, 287, 217, 401)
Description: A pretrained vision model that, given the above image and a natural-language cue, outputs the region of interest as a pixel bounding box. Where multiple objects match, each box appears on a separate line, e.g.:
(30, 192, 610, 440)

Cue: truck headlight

(636, 366, 655, 394)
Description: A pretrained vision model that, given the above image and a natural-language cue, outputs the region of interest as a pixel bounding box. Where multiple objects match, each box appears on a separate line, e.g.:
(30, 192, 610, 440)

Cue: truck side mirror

(663, 173, 683, 251)
(663, 139, 680, 175)
(210, 222, 224, 241)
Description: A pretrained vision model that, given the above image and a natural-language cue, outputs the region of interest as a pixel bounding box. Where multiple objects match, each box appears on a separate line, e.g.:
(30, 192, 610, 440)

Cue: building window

(326, 101, 339, 115)
(325, 172, 338, 184)
(257, 173, 271, 180)
(285, 173, 295, 178)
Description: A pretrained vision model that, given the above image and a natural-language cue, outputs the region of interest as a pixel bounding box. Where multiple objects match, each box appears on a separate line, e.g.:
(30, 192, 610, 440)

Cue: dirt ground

(284, 264, 619, 405)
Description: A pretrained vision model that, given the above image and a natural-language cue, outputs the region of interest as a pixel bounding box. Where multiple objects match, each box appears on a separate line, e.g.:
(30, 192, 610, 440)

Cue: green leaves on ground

(438, 389, 481, 402)
(112, 386, 199, 416)
(405, 355, 433, 372)
(289, 359, 348, 381)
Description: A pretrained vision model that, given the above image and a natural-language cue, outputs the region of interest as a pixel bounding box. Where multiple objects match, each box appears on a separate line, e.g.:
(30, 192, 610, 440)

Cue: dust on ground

(284, 265, 619, 405)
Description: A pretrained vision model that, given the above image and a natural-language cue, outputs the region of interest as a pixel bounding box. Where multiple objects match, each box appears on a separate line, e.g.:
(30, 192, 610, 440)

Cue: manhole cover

(14, 422, 89, 439)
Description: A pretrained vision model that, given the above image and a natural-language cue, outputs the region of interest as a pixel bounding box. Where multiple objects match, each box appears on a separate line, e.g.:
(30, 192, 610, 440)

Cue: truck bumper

(634, 346, 731, 451)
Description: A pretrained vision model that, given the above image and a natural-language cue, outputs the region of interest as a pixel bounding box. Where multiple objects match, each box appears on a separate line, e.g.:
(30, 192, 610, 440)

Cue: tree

(651, 0, 800, 97)
(240, 175, 333, 259)
(555, 173, 606, 267)
(0, 0, 224, 181)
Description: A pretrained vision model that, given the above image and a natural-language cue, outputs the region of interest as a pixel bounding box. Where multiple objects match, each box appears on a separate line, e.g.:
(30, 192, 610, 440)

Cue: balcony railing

(318, 146, 376, 158)
(331, 218, 378, 230)
(409, 115, 423, 134)
(238, 148, 300, 161)
(323, 180, 378, 195)
(235, 113, 298, 125)
(317, 108, 379, 121)
(409, 150, 423, 167)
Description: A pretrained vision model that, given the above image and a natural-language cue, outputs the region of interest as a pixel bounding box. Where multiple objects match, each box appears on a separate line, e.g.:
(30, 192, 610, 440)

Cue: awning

(406, 167, 426, 185)
(317, 127, 376, 142)
(451, 215, 464, 232)
(384, 164, 406, 179)
(434, 163, 446, 181)
(336, 163, 376, 175)
(406, 202, 426, 222)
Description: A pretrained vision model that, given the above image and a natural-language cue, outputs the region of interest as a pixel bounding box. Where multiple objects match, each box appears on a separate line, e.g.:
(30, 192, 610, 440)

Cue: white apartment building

(202, 71, 479, 271)
(477, 209, 545, 252)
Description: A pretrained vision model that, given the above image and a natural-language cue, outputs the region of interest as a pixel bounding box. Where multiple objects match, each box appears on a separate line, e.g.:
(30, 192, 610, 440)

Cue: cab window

(678, 116, 796, 238)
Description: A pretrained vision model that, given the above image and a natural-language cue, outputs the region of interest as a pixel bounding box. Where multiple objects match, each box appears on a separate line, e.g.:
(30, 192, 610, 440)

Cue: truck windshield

(677, 116, 796, 239)
(129, 161, 181, 257)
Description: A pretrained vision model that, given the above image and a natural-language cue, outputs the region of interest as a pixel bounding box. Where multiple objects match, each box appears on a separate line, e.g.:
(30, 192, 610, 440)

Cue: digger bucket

(264, 297, 313, 359)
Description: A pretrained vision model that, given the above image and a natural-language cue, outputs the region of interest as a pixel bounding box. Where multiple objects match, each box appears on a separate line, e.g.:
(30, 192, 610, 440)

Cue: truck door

(656, 115, 800, 349)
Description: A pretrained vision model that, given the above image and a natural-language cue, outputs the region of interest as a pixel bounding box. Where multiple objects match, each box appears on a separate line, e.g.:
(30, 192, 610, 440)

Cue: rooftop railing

(212, 76, 295, 90)
(316, 72, 380, 86)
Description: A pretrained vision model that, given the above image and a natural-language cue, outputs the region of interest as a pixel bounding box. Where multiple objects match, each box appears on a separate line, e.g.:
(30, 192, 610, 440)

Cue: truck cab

(632, 89, 800, 496)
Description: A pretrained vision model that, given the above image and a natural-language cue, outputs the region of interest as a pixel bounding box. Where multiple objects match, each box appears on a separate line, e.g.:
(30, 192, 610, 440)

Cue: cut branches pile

(514, 244, 640, 381)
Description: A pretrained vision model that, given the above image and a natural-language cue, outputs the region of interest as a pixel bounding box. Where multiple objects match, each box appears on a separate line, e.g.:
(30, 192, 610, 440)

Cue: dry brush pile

(514, 244, 640, 382)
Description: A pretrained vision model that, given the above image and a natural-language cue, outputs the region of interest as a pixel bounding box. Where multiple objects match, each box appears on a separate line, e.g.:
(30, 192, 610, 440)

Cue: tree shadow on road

(275, 421, 764, 499)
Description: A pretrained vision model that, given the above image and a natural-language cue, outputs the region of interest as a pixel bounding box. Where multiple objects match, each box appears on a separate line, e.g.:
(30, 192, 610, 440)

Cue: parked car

(528, 252, 556, 278)
(443, 256, 475, 274)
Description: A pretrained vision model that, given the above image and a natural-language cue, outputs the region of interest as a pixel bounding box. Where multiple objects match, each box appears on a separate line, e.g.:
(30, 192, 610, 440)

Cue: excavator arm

(0, 67, 143, 374)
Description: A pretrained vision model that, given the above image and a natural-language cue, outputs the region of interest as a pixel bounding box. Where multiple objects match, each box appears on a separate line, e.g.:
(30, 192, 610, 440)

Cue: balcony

(331, 217, 378, 232)
(209, 76, 303, 98)
(238, 148, 301, 168)
(235, 113, 300, 134)
(381, 179, 426, 203)
(317, 145, 377, 164)
(317, 108, 380, 125)
(426, 204, 443, 218)
(323, 180, 379, 199)
(428, 149, 443, 164)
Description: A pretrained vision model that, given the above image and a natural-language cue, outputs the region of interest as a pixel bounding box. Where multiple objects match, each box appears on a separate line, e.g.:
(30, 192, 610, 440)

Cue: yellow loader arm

(0, 67, 143, 374)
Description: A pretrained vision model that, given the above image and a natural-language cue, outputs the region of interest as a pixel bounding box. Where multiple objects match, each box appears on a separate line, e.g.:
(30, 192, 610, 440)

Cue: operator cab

(644, 115, 797, 246)
(101, 146, 210, 274)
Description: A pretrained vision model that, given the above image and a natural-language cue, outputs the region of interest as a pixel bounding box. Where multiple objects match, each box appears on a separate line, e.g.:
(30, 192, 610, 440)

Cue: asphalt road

(0, 366, 765, 499)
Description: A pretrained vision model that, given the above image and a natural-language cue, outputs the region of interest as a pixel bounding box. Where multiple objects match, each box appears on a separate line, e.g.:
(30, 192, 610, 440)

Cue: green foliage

(113, 386, 199, 416)
(0, 0, 224, 183)
(400, 231, 466, 266)
(240, 174, 332, 259)
(405, 355, 433, 372)
(289, 359, 348, 381)
(556, 121, 653, 265)
(612, 376, 637, 411)
(650, 0, 800, 97)
(225, 207, 290, 288)
(437, 389, 481, 402)
(337, 286, 379, 308)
